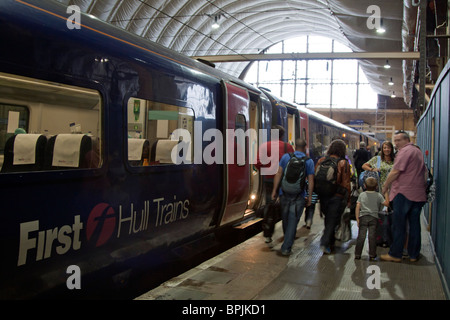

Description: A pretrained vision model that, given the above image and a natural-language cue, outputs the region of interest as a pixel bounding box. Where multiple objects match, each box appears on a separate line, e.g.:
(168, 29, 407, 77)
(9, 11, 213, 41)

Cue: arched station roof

(56, 0, 419, 103)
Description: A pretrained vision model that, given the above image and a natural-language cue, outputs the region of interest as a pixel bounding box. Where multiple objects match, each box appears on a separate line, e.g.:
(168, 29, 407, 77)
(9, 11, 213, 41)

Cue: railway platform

(136, 207, 446, 301)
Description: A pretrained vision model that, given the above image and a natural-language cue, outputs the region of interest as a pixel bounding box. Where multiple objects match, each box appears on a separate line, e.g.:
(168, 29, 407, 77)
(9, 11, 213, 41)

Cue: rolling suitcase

(376, 208, 393, 247)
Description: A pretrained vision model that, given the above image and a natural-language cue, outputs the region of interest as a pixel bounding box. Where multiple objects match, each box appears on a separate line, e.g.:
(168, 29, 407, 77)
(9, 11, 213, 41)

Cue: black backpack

(314, 156, 343, 197)
(281, 153, 308, 195)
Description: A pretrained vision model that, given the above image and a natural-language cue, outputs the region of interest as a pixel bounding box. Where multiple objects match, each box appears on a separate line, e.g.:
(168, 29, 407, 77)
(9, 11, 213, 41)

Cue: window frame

(234, 113, 247, 167)
(0, 73, 106, 183)
(124, 95, 197, 173)
(245, 36, 378, 110)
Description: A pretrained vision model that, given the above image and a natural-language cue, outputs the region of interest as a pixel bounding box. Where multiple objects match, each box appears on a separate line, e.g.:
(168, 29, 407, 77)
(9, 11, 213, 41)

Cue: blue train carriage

(257, 88, 305, 149)
(259, 88, 370, 168)
(417, 58, 450, 295)
(290, 102, 367, 165)
(0, 0, 270, 298)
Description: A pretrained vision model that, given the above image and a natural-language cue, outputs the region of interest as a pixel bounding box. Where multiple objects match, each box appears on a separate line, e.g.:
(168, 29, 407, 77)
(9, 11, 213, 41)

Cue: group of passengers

(257, 127, 428, 262)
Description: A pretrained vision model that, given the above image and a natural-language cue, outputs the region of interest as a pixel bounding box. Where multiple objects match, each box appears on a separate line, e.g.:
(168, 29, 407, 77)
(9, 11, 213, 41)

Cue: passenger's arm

(381, 168, 400, 195)
(383, 191, 390, 207)
(362, 162, 373, 172)
(339, 160, 352, 206)
(271, 166, 283, 200)
(355, 202, 361, 226)
(306, 174, 314, 207)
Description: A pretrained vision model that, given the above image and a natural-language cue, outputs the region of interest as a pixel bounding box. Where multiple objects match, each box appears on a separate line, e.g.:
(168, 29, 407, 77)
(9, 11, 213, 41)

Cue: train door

(247, 92, 261, 211)
(277, 105, 288, 140)
(219, 81, 250, 226)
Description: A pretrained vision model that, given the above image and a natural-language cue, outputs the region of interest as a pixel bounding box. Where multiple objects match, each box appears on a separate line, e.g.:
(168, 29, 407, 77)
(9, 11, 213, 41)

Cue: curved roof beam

(181, 2, 341, 56)
(55, 0, 407, 99)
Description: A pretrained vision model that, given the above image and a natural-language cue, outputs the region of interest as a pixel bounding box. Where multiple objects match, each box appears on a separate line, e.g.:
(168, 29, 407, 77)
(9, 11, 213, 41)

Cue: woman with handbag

(362, 141, 395, 248)
(362, 141, 395, 194)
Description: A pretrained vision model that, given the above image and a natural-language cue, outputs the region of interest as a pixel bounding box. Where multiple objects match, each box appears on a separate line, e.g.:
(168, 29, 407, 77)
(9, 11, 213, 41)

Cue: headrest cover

(155, 140, 178, 164)
(128, 138, 146, 161)
(52, 134, 84, 167)
(13, 134, 42, 165)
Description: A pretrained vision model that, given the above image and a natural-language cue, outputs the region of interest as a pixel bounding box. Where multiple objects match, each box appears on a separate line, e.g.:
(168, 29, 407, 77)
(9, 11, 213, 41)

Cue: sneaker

(369, 255, 378, 261)
(354, 255, 361, 260)
(265, 237, 272, 243)
(280, 249, 291, 256)
(321, 246, 331, 254)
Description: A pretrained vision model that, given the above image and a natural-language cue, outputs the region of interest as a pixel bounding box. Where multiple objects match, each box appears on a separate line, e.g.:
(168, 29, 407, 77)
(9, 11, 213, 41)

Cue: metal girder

(418, 0, 427, 113)
(192, 51, 420, 63)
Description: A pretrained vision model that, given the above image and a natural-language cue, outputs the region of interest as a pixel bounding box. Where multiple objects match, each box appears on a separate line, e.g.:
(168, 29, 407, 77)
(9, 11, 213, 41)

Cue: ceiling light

(212, 15, 220, 29)
(388, 77, 394, 86)
(376, 19, 386, 33)
(384, 60, 391, 69)
(391, 91, 396, 98)
(376, 27, 386, 34)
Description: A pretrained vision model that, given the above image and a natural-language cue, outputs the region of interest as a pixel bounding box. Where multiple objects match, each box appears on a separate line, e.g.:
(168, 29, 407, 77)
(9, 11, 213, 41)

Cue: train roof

(259, 88, 363, 136)
(278, 98, 378, 142)
(291, 101, 360, 134)
(298, 103, 378, 142)
(0, 0, 261, 95)
(2, 0, 377, 145)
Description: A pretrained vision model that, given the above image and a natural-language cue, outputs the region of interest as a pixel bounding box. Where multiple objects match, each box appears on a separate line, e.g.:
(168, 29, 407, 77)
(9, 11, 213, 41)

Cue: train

(0, 0, 378, 299)
(416, 59, 450, 298)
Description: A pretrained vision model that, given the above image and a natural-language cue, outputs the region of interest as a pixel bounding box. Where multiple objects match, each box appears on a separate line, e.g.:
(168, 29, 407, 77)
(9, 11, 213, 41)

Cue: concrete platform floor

(136, 208, 446, 300)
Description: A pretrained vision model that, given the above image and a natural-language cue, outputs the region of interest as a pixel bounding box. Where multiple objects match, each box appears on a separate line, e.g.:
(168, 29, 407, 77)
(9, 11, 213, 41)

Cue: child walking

(355, 177, 389, 260)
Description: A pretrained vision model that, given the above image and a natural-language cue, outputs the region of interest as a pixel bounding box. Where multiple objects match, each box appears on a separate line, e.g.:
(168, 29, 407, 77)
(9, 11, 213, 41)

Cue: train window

(0, 104, 29, 155)
(235, 114, 247, 166)
(126, 97, 194, 166)
(309, 119, 323, 162)
(349, 136, 357, 152)
(323, 125, 332, 151)
(0, 72, 103, 173)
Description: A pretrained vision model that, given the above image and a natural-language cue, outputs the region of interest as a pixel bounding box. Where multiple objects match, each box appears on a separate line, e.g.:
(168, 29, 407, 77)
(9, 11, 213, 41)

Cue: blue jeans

(389, 193, 425, 259)
(280, 194, 305, 252)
